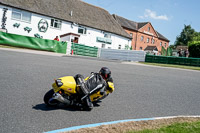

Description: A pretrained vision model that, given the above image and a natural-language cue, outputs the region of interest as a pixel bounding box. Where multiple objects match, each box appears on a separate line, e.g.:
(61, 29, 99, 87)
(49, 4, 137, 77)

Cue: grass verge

(140, 62, 200, 71)
(127, 121, 200, 133)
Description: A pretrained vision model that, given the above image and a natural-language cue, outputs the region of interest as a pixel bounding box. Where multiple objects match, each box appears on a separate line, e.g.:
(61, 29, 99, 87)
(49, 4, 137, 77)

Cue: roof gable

(138, 22, 148, 29)
(0, 0, 131, 39)
(138, 22, 158, 38)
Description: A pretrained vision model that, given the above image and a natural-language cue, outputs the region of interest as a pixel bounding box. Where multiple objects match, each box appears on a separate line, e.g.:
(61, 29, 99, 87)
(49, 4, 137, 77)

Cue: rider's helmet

(99, 67, 111, 80)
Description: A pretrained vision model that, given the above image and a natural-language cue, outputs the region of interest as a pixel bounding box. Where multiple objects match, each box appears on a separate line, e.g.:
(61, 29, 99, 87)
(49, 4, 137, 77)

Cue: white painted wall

(0, 5, 131, 50)
(112, 34, 131, 49)
(0, 6, 3, 27)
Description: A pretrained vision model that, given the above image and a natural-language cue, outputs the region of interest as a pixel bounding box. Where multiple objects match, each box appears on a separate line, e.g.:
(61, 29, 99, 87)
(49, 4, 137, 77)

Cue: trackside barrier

(145, 55, 200, 67)
(71, 43, 98, 57)
(0, 32, 67, 54)
(99, 48, 146, 62)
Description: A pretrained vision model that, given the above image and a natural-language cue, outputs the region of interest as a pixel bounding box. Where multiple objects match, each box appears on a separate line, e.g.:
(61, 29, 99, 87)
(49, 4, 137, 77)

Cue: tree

(188, 32, 200, 58)
(169, 45, 176, 49)
(188, 42, 200, 58)
(175, 25, 197, 46)
(191, 32, 200, 42)
(161, 46, 167, 56)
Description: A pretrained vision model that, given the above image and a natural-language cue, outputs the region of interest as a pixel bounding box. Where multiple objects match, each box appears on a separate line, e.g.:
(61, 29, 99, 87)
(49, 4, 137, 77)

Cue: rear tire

(44, 89, 58, 106)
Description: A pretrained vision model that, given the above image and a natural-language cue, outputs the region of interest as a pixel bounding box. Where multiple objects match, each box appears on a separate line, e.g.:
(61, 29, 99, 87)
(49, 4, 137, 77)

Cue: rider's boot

(85, 96, 93, 109)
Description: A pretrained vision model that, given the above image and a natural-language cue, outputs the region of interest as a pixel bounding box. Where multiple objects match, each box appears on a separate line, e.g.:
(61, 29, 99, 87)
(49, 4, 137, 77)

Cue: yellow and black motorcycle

(44, 76, 114, 110)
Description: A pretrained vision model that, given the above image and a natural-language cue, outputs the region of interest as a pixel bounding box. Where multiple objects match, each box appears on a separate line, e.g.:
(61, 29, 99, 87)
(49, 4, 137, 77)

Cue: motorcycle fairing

(107, 82, 114, 93)
(89, 82, 114, 102)
(90, 91, 102, 101)
(52, 76, 77, 94)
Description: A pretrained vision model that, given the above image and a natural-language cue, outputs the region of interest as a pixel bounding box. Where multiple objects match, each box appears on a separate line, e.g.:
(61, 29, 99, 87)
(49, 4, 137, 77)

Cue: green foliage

(190, 33, 200, 42)
(175, 25, 200, 58)
(169, 45, 176, 49)
(188, 33, 200, 58)
(167, 47, 172, 56)
(161, 46, 172, 56)
(127, 121, 200, 133)
(161, 46, 167, 56)
(175, 25, 197, 46)
(125, 44, 129, 50)
(188, 42, 200, 58)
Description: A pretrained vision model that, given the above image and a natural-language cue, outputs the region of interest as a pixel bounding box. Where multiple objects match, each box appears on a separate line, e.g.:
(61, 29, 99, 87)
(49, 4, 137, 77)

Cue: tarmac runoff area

(45, 116, 200, 133)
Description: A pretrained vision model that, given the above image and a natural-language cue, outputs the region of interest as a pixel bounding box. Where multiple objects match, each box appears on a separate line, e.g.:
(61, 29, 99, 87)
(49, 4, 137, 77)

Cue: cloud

(139, 9, 169, 21)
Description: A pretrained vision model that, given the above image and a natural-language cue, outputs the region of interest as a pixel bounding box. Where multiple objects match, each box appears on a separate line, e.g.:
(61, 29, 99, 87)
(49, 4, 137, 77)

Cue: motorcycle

(43, 75, 114, 110)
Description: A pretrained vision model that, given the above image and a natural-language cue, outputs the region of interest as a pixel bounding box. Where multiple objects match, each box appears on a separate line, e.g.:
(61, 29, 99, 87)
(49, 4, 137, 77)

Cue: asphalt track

(0, 49, 200, 133)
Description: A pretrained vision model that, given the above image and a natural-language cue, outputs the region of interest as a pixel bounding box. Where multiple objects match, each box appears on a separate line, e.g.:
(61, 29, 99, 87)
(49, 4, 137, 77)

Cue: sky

(83, 0, 200, 45)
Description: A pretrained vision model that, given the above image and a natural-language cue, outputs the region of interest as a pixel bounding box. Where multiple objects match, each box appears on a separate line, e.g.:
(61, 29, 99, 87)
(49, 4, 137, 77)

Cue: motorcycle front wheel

(44, 89, 59, 106)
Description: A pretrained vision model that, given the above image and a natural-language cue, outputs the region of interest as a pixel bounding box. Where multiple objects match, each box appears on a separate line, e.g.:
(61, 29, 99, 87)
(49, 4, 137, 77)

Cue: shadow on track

(32, 102, 101, 112)
(32, 103, 82, 111)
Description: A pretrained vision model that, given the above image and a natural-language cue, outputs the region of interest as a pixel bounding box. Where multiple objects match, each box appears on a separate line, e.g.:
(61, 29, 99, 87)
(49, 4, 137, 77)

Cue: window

(151, 39, 155, 44)
(12, 9, 31, 23)
(148, 27, 150, 31)
(51, 19, 62, 29)
(160, 42, 162, 46)
(104, 33, 111, 38)
(78, 26, 87, 34)
(147, 38, 149, 43)
(118, 45, 121, 49)
(165, 43, 167, 47)
(101, 44, 105, 48)
(130, 33, 133, 37)
(141, 36, 144, 41)
(140, 47, 143, 50)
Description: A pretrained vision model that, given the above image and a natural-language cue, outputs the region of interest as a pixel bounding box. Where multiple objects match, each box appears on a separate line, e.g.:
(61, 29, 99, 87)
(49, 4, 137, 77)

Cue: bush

(188, 41, 200, 58)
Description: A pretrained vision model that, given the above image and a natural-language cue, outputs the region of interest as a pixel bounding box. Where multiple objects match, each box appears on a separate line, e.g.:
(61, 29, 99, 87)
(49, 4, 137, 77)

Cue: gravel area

(64, 117, 200, 133)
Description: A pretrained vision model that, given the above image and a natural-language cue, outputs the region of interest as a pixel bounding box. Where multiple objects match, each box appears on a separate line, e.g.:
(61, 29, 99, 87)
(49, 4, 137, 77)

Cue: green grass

(140, 62, 200, 71)
(127, 121, 200, 133)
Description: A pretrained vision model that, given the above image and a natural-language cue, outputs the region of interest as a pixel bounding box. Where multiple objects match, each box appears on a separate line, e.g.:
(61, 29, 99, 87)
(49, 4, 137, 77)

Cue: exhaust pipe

(50, 93, 71, 105)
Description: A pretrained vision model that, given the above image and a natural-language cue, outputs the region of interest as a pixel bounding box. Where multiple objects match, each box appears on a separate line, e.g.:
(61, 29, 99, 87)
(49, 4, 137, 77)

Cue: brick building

(113, 15, 170, 54)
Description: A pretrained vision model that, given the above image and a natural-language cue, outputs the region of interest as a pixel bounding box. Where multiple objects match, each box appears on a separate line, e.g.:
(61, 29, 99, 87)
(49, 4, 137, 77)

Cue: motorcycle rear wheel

(44, 89, 59, 106)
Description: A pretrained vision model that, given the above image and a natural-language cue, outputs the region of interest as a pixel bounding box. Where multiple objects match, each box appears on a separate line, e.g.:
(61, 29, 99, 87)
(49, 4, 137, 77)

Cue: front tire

(44, 89, 58, 106)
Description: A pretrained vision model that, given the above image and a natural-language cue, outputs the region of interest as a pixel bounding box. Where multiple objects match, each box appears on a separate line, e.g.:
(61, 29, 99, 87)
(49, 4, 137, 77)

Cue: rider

(75, 67, 113, 109)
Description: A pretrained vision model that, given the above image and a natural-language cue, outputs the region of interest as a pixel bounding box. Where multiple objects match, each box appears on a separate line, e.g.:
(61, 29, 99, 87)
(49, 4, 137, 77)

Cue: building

(144, 46, 158, 55)
(113, 15, 170, 54)
(0, 0, 132, 50)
